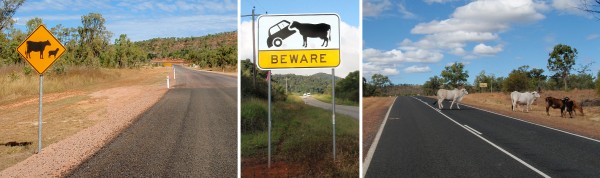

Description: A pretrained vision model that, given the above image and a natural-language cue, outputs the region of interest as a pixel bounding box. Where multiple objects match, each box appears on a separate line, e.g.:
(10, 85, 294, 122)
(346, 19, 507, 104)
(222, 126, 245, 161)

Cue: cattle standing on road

(26, 40, 51, 59)
(432, 88, 468, 110)
(289, 21, 331, 47)
(511, 91, 541, 112)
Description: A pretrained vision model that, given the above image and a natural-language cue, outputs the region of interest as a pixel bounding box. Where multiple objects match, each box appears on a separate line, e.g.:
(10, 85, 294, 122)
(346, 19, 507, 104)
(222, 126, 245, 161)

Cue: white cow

(433, 88, 469, 110)
(510, 91, 540, 112)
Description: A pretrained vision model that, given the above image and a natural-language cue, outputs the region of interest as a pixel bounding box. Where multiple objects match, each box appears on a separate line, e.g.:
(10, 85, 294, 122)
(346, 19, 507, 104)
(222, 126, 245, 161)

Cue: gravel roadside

(0, 83, 167, 177)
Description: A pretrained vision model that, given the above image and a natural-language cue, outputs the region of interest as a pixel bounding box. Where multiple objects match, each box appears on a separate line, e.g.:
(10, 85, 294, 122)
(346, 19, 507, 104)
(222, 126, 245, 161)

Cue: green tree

(363, 77, 376, 97)
(503, 69, 529, 92)
(78, 13, 112, 66)
(26, 17, 43, 33)
(547, 44, 577, 90)
(0, 0, 24, 31)
(473, 70, 495, 92)
(370, 73, 392, 96)
(596, 71, 600, 95)
(423, 76, 445, 95)
(335, 71, 359, 102)
(441, 62, 469, 88)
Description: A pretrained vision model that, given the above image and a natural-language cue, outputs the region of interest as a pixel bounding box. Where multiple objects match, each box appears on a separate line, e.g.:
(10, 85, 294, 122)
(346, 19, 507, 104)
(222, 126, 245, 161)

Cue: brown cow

(545, 97, 567, 117)
(571, 100, 584, 116)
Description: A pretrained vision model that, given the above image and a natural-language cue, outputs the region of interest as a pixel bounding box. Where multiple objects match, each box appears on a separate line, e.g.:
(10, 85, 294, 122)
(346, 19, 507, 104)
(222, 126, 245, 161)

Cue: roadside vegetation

(240, 60, 358, 177)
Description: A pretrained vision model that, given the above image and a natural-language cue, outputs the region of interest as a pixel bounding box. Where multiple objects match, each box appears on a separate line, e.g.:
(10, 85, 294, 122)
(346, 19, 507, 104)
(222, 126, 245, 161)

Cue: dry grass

(0, 65, 122, 105)
(362, 97, 395, 160)
(461, 89, 600, 140)
(0, 65, 170, 171)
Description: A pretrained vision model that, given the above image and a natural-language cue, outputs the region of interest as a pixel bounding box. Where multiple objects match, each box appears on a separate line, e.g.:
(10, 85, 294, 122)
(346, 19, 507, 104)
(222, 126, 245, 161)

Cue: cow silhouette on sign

(289, 21, 331, 47)
(26, 40, 51, 59)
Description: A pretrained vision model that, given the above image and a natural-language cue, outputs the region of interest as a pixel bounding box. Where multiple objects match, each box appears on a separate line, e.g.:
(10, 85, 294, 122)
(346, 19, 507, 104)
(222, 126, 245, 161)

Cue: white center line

(412, 97, 551, 178)
(464, 125, 482, 135)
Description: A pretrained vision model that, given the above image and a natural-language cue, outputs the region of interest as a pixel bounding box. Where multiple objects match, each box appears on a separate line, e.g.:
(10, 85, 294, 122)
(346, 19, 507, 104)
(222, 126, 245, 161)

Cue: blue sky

(12, 0, 237, 42)
(363, 0, 600, 85)
(239, 0, 360, 78)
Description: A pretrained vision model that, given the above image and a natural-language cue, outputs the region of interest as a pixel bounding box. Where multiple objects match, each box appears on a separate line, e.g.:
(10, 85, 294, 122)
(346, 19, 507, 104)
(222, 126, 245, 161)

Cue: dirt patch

(460, 90, 600, 140)
(242, 159, 304, 177)
(362, 97, 395, 160)
(0, 67, 169, 176)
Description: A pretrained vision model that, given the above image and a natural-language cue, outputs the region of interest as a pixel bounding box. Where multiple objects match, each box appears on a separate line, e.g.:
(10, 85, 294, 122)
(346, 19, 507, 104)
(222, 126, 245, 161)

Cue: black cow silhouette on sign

(26, 40, 51, 59)
(48, 48, 59, 58)
(289, 21, 331, 47)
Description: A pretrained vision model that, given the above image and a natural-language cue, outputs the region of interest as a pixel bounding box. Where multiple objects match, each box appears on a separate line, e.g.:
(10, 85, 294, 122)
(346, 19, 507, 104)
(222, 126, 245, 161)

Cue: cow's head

(531, 91, 540, 98)
(289, 21, 299, 30)
(460, 88, 468, 96)
(43, 40, 50, 46)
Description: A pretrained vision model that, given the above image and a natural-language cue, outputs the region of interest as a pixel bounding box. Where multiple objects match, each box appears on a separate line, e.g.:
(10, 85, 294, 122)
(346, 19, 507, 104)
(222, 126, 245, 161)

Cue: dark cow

(563, 97, 575, 118)
(289, 21, 331, 47)
(545, 97, 566, 117)
(48, 48, 59, 58)
(26, 40, 51, 59)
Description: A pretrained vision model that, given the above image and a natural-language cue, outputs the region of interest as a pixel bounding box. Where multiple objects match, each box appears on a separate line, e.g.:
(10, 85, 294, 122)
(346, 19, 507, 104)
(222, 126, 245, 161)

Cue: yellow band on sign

(258, 49, 340, 69)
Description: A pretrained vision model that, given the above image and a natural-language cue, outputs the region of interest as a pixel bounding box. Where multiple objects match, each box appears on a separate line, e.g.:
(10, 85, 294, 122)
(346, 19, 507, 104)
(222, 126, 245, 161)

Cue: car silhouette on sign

(267, 20, 296, 48)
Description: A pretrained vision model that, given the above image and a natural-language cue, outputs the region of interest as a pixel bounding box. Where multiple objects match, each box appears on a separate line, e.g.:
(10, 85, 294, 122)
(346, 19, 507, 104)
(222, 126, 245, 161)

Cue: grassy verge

(241, 95, 359, 177)
(312, 94, 359, 106)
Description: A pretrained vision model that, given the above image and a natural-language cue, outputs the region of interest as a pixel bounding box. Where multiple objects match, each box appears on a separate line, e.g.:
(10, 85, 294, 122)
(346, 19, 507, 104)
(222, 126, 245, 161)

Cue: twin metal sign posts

(16, 25, 66, 153)
(257, 14, 340, 168)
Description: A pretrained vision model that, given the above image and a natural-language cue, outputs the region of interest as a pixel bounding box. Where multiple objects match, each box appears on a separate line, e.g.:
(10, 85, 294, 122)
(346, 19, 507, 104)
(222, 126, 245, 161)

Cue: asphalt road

(364, 96, 600, 177)
(302, 96, 359, 119)
(68, 66, 237, 177)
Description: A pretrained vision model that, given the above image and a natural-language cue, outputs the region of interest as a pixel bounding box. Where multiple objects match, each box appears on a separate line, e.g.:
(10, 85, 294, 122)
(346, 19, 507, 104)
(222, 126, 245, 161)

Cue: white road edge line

(461, 103, 600, 144)
(464, 125, 482, 135)
(412, 97, 551, 178)
(363, 96, 398, 178)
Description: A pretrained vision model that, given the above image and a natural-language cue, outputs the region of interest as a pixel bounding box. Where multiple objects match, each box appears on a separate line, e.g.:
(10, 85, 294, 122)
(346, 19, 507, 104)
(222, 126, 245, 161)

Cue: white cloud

(398, 3, 418, 19)
(363, 0, 393, 17)
(473, 43, 503, 55)
(423, 0, 457, 4)
(240, 21, 360, 78)
(552, 0, 588, 16)
(404, 65, 431, 73)
(587, 34, 600, 40)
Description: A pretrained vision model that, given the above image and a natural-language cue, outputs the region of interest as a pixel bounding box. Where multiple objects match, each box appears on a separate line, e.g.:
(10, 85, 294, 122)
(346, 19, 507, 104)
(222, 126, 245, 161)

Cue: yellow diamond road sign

(17, 25, 66, 75)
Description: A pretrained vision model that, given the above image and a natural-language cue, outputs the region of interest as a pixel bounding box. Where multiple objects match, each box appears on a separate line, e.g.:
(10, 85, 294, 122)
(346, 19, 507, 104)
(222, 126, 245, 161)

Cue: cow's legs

(456, 102, 461, 109)
(303, 37, 308, 47)
(437, 99, 443, 109)
(449, 100, 455, 109)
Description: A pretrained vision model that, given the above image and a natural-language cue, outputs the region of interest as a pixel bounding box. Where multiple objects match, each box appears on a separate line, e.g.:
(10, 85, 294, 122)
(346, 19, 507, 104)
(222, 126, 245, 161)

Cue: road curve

(302, 96, 359, 119)
(67, 66, 237, 177)
(365, 96, 600, 177)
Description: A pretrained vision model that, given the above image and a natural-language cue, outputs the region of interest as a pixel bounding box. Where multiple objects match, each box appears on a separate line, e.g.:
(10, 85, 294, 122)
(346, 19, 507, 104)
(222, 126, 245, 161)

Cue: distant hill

(272, 73, 342, 94)
(135, 31, 237, 68)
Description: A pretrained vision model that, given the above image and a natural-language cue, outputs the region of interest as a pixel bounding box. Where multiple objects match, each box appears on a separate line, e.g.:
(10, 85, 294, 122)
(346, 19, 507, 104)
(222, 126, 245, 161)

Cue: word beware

(271, 53, 327, 64)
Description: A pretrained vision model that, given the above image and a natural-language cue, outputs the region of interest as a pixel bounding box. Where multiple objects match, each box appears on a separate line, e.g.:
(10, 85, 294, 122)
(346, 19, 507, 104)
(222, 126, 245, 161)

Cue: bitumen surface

(302, 96, 359, 119)
(68, 66, 237, 177)
(365, 96, 600, 177)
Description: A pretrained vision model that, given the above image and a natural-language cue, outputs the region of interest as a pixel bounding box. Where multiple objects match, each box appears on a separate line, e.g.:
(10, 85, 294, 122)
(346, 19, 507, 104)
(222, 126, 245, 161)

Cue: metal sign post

(268, 71, 272, 168)
(332, 68, 336, 161)
(38, 75, 43, 153)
